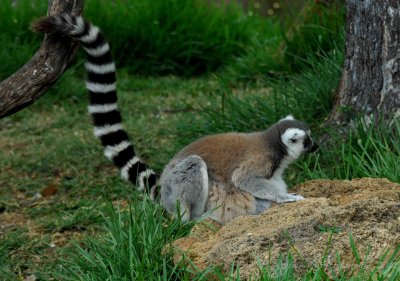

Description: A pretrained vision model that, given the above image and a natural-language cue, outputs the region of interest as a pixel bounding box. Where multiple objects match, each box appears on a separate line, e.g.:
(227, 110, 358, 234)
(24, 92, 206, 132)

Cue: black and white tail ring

(32, 14, 158, 191)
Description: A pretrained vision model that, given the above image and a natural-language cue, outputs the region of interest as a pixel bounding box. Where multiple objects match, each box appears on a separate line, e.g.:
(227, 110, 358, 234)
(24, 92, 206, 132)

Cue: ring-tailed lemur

(160, 115, 318, 224)
(32, 15, 318, 224)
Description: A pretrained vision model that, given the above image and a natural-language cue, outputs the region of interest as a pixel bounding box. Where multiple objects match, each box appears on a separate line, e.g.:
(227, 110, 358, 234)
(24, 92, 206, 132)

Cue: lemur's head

(276, 115, 318, 159)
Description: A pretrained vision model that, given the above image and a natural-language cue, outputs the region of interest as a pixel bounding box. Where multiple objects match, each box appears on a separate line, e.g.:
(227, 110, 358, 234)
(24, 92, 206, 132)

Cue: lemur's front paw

(289, 193, 305, 200)
(275, 193, 304, 203)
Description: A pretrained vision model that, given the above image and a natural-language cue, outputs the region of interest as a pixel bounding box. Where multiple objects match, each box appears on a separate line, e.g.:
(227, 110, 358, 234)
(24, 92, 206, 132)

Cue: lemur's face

(281, 128, 318, 159)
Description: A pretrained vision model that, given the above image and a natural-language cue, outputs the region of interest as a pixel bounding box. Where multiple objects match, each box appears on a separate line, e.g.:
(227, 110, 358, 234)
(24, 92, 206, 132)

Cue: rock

(172, 178, 400, 278)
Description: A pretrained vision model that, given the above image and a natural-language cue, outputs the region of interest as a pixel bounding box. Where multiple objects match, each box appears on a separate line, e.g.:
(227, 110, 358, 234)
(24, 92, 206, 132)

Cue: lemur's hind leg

(160, 155, 208, 222)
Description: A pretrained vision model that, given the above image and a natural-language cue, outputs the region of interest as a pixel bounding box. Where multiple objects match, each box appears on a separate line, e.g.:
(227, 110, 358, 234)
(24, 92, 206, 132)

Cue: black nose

(309, 143, 319, 153)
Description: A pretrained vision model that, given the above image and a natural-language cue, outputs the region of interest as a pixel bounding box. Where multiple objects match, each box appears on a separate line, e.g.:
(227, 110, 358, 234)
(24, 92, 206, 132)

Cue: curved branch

(0, 0, 83, 118)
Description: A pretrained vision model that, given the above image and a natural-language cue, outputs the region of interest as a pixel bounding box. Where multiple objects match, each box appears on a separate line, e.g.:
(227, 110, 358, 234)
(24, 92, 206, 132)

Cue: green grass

(1, 0, 344, 79)
(0, 0, 263, 77)
(282, 0, 345, 72)
(83, 0, 259, 75)
(52, 200, 195, 281)
(220, 20, 287, 84)
(301, 118, 400, 183)
(221, 0, 346, 84)
(0, 0, 45, 79)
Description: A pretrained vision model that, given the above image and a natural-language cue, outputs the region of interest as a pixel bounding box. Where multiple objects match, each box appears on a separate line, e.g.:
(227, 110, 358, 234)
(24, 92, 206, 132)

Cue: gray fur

(234, 176, 304, 202)
(160, 155, 208, 222)
(255, 198, 273, 214)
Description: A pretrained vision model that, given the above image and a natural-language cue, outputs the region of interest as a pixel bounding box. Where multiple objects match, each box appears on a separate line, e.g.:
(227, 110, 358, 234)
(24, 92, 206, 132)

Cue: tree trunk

(330, 0, 400, 125)
(0, 0, 83, 118)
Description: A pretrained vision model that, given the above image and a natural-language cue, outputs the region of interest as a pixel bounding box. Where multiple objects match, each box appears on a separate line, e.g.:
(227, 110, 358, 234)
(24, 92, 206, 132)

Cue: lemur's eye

(290, 138, 297, 143)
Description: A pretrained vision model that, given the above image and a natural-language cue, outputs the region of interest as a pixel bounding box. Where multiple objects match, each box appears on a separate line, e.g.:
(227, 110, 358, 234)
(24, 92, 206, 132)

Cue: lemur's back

(169, 132, 264, 182)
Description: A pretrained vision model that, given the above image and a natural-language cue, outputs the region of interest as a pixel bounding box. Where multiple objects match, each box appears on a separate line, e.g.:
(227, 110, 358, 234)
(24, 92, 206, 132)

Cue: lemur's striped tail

(32, 14, 158, 191)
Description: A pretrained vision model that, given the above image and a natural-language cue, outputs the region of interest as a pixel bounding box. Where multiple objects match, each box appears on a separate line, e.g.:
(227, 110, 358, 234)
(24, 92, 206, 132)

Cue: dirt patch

(0, 212, 35, 234)
(172, 178, 400, 278)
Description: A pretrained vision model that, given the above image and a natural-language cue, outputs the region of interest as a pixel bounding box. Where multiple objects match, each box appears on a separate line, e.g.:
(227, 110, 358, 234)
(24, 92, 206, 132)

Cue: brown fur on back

(173, 132, 271, 185)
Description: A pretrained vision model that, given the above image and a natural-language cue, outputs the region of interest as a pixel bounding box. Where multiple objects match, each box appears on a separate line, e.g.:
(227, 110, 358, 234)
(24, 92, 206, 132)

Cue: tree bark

(330, 0, 400, 125)
(0, 0, 83, 119)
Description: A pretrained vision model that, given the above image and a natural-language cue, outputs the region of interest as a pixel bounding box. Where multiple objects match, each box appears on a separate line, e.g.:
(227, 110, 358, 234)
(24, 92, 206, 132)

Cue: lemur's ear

(279, 115, 294, 122)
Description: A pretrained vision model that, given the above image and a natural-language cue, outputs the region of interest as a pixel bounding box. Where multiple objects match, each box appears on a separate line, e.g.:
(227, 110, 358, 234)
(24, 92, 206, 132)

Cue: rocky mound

(171, 178, 400, 278)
